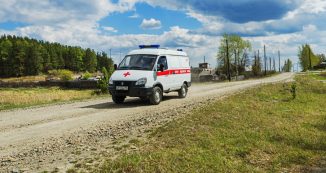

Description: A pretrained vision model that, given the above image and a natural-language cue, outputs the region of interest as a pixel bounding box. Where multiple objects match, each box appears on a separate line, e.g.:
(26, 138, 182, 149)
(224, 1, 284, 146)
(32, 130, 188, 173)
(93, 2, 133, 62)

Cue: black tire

(178, 83, 188, 98)
(112, 95, 125, 104)
(139, 97, 148, 102)
(149, 86, 162, 105)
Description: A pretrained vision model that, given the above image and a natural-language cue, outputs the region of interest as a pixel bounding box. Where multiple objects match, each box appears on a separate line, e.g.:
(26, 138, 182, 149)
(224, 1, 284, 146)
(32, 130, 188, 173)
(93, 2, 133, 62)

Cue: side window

(157, 56, 168, 70)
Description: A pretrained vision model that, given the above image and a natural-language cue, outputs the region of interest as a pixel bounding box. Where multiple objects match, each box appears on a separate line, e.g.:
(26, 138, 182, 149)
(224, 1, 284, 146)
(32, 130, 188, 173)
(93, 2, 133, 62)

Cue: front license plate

(116, 86, 128, 90)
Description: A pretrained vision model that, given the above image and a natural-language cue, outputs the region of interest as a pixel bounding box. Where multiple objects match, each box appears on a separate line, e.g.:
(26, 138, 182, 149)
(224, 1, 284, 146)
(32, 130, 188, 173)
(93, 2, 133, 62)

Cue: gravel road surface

(0, 73, 294, 172)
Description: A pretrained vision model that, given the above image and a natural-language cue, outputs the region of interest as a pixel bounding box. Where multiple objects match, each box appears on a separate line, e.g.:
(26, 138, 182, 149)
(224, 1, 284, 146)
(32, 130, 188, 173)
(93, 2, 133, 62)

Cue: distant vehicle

(108, 45, 191, 105)
(191, 63, 216, 82)
(314, 61, 326, 69)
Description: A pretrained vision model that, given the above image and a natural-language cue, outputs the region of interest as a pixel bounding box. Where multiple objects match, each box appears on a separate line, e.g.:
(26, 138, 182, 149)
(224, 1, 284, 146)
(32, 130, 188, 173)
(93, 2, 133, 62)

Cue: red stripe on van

(157, 69, 190, 76)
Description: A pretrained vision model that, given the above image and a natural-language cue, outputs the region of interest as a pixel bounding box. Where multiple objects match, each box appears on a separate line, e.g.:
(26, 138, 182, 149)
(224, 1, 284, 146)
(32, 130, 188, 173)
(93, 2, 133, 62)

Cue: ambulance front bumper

(109, 81, 153, 97)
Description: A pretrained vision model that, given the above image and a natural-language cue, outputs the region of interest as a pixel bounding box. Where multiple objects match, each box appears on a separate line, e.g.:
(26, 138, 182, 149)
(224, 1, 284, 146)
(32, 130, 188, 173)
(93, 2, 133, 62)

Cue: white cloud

(140, 18, 162, 30)
(1, 0, 326, 69)
(102, 26, 118, 33)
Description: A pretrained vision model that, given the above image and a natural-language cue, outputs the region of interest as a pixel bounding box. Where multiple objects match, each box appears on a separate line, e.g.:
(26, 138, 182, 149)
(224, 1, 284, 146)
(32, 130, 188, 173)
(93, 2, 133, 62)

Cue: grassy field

(0, 87, 102, 111)
(0, 75, 46, 82)
(85, 74, 326, 173)
(309, 71, 326, 80)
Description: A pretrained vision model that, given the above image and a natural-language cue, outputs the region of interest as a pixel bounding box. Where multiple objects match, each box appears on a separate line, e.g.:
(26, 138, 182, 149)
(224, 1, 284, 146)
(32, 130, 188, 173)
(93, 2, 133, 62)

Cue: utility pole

(254, 51, 257, 67)
(204, 56, 206, 63)
(293, 63, 295, 72)
(109, 48, 112, 58)
(273, 58, 276, 71)
(226, 39, 231, 81)
(264, 45, 267, 75)
(297, 63, 299, 72)
(278, 50, 281, 72)
(309, 47, 312, 70)
(269, 57, 272, 71)
(258, 49, 260, 67)
(234, 49, 238, 80)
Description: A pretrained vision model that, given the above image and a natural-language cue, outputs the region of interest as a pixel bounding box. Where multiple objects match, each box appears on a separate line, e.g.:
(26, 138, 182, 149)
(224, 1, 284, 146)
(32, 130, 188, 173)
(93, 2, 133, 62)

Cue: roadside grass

(0, 75, 46, 82)
(92, 75, 326, 172)
(0, 87, 104, 111)
(308, 71, 326, 80)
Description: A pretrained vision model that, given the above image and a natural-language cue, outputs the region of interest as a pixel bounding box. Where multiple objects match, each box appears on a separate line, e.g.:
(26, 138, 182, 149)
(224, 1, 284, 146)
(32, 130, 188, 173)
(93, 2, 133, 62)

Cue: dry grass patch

(0, 87, 98, 110)
(0, 75, 46, 82)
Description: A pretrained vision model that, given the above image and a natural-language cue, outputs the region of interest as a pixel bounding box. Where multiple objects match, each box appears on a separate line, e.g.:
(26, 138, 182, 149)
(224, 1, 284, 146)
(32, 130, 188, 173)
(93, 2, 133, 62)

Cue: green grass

(309, 71, 326, 80)
(87, 75, 326, 173)
(0, 87, 105, 111)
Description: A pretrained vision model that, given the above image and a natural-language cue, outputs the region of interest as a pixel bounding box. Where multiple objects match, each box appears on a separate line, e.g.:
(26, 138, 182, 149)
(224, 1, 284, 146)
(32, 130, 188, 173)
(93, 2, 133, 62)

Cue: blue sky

(0, 0, 325, 68)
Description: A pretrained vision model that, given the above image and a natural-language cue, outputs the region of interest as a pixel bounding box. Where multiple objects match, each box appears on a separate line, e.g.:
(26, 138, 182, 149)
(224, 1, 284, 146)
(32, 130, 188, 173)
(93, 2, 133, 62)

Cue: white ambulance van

(108, 45, 191, 105)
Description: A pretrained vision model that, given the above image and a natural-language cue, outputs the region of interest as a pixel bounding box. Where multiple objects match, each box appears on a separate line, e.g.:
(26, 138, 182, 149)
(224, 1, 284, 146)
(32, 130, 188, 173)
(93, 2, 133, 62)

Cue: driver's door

(156, 56, 171, 91)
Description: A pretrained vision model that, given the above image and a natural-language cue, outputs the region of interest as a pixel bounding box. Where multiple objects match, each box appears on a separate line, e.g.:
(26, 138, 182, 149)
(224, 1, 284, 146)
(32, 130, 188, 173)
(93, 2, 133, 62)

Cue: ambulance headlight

(135, 77, 147, 86)
(109, 78, 113, 85)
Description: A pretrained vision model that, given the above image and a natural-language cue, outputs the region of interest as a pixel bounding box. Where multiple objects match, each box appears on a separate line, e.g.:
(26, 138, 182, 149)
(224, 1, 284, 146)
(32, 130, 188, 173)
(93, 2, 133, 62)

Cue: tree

(25, 43, 43, 75)
(298, 44, 319, 71)
(83, 48, 97, 72)
(283, 59, 293, 72)
(0, 38, 13, 77)
(252, 51, 262, 76)
(10, 39, 27, 77)
(0, 34, 113, 77)
(97, 67, 109, 94)
(217, 34, 252, 75)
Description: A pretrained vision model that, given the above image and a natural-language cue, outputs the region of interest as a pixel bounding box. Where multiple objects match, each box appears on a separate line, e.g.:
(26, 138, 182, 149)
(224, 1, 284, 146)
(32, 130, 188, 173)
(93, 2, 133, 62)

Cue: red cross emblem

(123, 72, 130, 77)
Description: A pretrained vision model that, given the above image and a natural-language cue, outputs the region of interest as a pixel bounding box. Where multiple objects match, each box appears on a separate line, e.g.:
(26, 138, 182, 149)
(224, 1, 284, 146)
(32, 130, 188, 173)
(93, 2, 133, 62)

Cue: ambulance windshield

(118, 54, 157, 71)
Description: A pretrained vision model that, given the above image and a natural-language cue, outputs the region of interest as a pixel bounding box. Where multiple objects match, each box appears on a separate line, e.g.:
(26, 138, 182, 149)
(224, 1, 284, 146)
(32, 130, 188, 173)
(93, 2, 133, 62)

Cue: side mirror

(114, 64, 118, 70)
(159, 64, 164, 72)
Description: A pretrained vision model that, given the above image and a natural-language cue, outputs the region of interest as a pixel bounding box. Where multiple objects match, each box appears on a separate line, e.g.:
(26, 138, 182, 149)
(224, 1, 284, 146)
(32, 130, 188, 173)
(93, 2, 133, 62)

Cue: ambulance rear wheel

(150, 86, 162, 105)
(112, 95, 125, 104)
(139, 97, 148, 102)
(178, 84, 188, 98)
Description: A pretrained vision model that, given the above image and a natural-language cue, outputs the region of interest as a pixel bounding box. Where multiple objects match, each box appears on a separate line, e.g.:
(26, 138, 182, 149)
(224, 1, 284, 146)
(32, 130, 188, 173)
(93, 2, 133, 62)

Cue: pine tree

(0, 37, 13, 77)
(83, 48, 97, 72)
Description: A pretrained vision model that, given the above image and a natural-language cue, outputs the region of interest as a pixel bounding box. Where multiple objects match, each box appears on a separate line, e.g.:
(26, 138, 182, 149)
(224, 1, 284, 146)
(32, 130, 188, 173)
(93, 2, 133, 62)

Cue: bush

(82, 71, 92, 80)
(48, 69, 73, 81)
(97, 67, 109, 94)
(290, 83, 297, 99)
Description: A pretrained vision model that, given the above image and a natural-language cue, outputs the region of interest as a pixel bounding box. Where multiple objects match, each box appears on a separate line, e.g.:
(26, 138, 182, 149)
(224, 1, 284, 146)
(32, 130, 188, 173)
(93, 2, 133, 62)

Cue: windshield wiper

(129, 66, 146, 70)
(118, 66, 129, 70)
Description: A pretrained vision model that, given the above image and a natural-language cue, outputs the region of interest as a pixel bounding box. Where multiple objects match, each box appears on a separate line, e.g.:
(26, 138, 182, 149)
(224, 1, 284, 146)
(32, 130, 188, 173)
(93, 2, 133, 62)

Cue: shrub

(97, 67, 109, 94)
(82, 71, 92, 80)
(290, 83, 297, 99)
(57, 70, 73, 81)
(48, 69, 73, 81)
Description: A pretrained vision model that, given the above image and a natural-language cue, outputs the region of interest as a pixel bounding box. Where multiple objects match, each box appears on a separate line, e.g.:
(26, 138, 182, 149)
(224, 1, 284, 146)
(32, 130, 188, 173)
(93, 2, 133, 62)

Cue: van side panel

(165, 55, 191, 90)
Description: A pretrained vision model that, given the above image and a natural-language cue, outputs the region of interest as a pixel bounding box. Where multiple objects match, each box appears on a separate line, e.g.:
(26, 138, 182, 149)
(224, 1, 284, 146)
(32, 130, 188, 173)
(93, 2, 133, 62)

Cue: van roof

(128, 48, 188, 57)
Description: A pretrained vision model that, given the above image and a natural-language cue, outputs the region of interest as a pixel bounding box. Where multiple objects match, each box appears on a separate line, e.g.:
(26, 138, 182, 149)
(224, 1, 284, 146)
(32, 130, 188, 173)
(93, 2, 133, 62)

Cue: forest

(0, 35, 114, 78)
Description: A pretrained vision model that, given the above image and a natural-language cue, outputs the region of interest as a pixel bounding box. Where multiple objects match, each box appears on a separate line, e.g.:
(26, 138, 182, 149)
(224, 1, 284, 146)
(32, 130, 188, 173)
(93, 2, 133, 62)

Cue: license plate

(116, 86, 128, 90)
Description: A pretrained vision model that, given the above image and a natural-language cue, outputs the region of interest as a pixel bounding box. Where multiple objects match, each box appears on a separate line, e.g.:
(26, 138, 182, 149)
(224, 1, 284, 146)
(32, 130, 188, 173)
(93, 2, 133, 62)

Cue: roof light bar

(139, 45, 160, 49)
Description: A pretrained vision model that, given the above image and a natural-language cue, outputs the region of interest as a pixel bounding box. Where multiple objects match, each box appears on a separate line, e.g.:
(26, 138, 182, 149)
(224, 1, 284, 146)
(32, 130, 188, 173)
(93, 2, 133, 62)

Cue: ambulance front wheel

(178, 83, 188, 98)
(112, 95, 126, 104)
(149, 86, 162, 105)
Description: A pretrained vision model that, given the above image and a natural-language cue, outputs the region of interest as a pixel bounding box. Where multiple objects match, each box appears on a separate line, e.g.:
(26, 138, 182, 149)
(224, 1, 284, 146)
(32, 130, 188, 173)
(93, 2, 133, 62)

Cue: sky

(0, 0, 326, 69)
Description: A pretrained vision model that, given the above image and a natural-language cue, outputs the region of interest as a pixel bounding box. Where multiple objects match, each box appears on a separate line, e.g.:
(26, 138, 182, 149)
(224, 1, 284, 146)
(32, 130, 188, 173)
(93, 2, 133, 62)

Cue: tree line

(298, 44, 325, 71)
(0, 35, 114, 77)
(217, 34, 326, 75)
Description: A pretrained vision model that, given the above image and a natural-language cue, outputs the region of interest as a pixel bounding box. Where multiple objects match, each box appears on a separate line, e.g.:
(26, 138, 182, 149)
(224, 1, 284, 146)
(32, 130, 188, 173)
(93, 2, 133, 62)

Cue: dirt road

(0, 73, 294, 172)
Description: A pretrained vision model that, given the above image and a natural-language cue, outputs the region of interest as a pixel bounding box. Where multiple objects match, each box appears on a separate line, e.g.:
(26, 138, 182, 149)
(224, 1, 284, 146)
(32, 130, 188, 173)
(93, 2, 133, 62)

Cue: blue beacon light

(139, 45, 160, 49)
